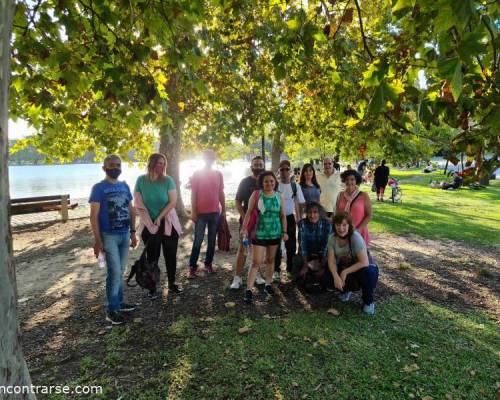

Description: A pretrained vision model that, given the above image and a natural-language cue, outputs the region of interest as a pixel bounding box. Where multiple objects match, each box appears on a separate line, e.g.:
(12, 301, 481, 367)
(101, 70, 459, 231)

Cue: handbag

(246, 190, 261, 239)
(126, 243, 160, 292)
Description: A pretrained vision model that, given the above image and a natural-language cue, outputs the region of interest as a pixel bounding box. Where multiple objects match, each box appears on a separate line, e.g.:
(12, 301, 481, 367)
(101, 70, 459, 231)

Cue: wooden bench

(10, 195, 78, 222)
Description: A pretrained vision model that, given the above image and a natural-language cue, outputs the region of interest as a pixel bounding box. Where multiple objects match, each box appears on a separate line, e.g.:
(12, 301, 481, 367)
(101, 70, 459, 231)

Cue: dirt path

(12, 212, 499, 386)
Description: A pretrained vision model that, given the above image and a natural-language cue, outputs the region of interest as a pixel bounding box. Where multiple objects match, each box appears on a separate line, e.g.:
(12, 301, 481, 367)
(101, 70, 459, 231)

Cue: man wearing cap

(317, 157, 342, 218)
(274, 160, 306, 281)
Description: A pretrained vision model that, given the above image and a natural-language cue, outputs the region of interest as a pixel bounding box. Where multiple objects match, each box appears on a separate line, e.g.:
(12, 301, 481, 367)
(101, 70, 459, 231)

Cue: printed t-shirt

(134, 175, 176, 220)
(89, 180, 132, 233)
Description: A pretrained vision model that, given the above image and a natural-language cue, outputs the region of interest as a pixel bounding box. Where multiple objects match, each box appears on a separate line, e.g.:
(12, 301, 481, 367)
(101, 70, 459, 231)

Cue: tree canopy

(9, 0, 500, 179)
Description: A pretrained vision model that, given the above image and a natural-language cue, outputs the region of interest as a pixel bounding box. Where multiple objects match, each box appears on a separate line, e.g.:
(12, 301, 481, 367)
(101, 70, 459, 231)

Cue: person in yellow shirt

(317, 157, 342, 218)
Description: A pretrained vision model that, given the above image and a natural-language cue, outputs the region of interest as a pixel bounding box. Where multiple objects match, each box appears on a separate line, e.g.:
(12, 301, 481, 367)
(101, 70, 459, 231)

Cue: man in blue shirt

(89, 155, 137, 325)
(295, 202, 332, 290)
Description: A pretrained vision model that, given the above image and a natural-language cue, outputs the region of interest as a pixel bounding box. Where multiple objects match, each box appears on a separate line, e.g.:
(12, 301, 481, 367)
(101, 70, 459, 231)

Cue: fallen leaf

(410, 343, 420, 349)
(225, 302, 236, 308)
(327, 308, 340, 316)
(18, 297, 30, 304)
(306, 353, 313, 357)
(133, 317, 142, 323)
(238, 326, 251, 334)
(411, 352, 419, 358)
(200, 317, 215, 322)
(390, 317, 400, 322)
(422, 396, 433, 400)
(263, 314, 272, 319)
(445, 394, 453, 400)
(469, 370, 476, 376)
(291, 381, 299, 387)
(97, 330, 107, 336)
(303, 336, 312, 342)
(277, 335, 284, 340)
(403, 363, 420, 373)
(317, 338, 328, 346)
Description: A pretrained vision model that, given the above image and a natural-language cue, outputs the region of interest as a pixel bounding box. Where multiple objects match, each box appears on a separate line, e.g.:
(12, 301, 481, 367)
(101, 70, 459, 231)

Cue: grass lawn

(53, 296, 498, 400)
(367, 169, 500, 248)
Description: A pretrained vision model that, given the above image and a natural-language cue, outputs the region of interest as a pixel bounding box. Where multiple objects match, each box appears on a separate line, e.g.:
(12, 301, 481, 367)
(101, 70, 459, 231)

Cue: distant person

(188, 149, 226, 278)
(241, 171, 287, 303)
(89, 155, 138, 325)
(374, 160, 390, 202)
(441, 172, 463, 190)
(357, 159, 368, 177)
(423, 162, 434, 173)
(326, 213, 379, 315)
(299, 163, 321, 204)
(336, 170, 372, 245)
(134, 153, 182, 299)
(333, 155, 341, 171)
(275, 160, 306, 281)
(317, 157, 342, 218)
(230, 156, 266, 290)
(294, 202, 332, 290)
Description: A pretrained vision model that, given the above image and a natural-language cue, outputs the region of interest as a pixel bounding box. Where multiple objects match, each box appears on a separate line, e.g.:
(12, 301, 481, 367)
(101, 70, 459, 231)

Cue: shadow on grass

(46, 296, 499, 400)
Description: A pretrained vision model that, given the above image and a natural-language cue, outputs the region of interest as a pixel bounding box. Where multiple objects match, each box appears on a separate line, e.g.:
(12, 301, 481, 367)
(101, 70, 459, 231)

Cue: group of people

(89, 152, 379, 325)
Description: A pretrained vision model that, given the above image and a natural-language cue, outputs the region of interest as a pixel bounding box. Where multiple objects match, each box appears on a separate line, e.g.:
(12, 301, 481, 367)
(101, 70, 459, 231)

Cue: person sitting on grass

(441, 172, 463, 190)
(293, 202, 332, 291)
(325, 213, 379, 315)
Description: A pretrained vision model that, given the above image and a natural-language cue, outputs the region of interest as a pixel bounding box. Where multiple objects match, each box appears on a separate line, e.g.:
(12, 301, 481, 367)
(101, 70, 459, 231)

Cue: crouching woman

(326, 213, 379, 315)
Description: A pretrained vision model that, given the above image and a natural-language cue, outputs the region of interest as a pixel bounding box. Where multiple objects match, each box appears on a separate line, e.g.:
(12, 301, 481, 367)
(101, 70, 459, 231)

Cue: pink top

(134, 192, 183, 236)
(191, 169, 224, 214)
(337, 191, 370, 245)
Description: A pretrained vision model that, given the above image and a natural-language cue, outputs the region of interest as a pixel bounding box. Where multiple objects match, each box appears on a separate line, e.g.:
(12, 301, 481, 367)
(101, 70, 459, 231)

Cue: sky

(8, 119, 35, 140)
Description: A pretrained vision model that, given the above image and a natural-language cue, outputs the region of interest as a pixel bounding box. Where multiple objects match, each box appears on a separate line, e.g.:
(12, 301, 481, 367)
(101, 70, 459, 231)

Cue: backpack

(126, 245, 160, 293)
(291, 181, 297, 199)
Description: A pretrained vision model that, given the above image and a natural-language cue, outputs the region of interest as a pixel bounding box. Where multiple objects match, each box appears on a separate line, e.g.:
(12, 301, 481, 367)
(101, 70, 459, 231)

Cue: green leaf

(451, 0, 475, 29)
(433, 4, 454, 33)
(438, 58, 463, 101)
(392, 0, 416, 13)
(287, 16, 301, 31)
(368, 84, 385, 115)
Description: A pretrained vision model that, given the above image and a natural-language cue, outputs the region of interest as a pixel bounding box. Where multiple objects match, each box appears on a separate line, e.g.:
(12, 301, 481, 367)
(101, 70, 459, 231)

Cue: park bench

(9, 194, 78, 222)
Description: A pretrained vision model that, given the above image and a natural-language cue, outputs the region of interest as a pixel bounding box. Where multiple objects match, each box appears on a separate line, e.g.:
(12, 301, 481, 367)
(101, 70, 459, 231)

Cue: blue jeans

(323, 264, 379, 305)
(102, 231, 130, 312)
(189, 212, 219, 268)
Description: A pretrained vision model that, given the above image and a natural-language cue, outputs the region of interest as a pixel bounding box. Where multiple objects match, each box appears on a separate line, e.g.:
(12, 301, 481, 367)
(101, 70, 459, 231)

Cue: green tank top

(256, 192, 282, 240)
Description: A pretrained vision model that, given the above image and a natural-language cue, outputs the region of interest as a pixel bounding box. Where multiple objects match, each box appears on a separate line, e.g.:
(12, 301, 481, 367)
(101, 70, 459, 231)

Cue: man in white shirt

(274, 160, 306, 281)
(317, 157, 342, 218)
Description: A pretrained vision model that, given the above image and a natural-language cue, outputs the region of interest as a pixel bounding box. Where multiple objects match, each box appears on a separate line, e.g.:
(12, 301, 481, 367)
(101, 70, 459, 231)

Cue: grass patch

(366, 169, 500, 247)
(51, 296, 499, 400)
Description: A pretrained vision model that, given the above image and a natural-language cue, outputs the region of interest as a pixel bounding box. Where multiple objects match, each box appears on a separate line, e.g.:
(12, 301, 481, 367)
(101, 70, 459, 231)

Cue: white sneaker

(230, 276, 242, 290)
(273, 271, 281, 283)
(255, 273, 266, 286)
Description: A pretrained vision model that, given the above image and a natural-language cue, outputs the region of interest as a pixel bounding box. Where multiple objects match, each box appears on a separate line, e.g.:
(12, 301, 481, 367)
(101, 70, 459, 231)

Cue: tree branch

(383, 112, 414, 135)
(353, 0, 374, 60)
(481, 15, 498, 71)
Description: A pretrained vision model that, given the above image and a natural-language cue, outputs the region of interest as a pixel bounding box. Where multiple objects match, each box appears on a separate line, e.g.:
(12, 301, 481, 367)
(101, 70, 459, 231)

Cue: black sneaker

(148, 292, 159, 300)
(120, 303, 136, 312)
(264, 284, 275, 296)
(106, 311, 126, 325)
(243, 289, 253, 303)
(169, 284, 183, 294)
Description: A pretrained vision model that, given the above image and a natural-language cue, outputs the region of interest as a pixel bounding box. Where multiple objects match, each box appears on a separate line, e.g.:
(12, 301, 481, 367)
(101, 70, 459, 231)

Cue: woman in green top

(241, 171, 287, 303)
(134, 153, 180, 298)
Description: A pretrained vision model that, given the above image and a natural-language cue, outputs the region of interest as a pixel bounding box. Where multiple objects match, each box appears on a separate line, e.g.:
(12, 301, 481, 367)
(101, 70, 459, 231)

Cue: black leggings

(141, 220, 179, 287)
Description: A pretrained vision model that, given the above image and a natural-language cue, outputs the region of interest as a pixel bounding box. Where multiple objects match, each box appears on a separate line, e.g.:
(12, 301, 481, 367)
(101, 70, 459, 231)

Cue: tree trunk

(159, 118, 187, 218)
(271, 130, 283, 173)
(443, 159, 449, 175)
(1, 0, 36, 397)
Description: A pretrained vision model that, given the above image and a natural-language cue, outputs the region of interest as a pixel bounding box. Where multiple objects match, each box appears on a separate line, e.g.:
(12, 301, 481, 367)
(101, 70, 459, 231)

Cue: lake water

(8, 159, 256, 205)
(8, 159, 498, 205)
